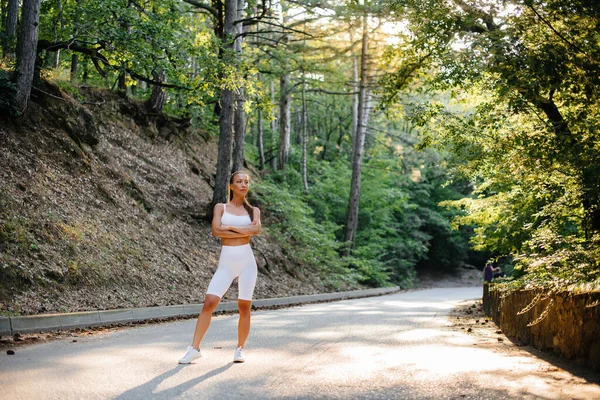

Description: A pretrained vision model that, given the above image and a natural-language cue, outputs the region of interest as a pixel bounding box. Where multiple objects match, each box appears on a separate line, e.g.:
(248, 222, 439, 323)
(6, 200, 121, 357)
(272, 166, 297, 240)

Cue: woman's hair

(229, 171, 254, 221)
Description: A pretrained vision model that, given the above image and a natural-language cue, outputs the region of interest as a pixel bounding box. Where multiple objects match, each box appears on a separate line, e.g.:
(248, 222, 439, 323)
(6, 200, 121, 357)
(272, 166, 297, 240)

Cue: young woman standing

(179, 171, 261, 364)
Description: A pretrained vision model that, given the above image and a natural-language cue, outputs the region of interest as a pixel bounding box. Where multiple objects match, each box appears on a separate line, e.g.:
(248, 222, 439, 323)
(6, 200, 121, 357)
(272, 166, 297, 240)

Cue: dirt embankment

(0, 83, 332, 316)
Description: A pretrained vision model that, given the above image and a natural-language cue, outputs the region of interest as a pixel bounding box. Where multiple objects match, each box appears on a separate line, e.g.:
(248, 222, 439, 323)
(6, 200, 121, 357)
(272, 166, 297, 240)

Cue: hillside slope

(0, 83, 330, 316)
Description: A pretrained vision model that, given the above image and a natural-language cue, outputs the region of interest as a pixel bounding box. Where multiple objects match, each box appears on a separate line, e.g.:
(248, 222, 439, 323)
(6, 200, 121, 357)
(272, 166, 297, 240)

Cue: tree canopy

(2, 0, 598, 293)
(381, 0, 600, 292)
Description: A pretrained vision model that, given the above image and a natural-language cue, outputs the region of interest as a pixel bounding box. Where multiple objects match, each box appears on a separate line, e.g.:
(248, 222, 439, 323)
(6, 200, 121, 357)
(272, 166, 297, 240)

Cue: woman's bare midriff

(221, 237, 251, 246)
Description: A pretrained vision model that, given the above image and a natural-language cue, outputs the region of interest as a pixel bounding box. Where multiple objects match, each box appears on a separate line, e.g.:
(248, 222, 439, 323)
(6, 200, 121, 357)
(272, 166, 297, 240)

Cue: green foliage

(34, 0, 239, 118)
(251, 107, 475, 288)
(253, 178, 357, 288)
(493, 233, 600, 294)
(382, 0, 600, 292)
(0, 69, 20, 116)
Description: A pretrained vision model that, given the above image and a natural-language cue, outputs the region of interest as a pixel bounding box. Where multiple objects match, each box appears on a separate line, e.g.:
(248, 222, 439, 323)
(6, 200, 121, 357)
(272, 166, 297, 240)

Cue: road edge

(1, 286, 400, 336)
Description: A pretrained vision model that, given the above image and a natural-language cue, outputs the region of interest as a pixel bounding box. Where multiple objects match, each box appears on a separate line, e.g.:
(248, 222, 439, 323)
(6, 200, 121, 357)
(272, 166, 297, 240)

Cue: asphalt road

(2, 287, 599, 399)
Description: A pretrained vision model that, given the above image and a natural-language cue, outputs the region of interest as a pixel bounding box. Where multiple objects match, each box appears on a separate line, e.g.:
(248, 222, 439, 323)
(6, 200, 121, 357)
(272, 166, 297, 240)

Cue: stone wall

(483, 284, 600, 370)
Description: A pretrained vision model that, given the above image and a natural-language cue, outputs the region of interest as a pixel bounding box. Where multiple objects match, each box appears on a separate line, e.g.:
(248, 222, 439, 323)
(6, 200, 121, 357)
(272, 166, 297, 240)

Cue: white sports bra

(220, 204, 252, 227)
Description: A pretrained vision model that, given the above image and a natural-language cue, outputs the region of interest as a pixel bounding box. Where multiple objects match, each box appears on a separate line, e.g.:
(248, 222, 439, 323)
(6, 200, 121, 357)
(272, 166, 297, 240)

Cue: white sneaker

(178, 346, 202, 364)
(233, 346, 245, 363)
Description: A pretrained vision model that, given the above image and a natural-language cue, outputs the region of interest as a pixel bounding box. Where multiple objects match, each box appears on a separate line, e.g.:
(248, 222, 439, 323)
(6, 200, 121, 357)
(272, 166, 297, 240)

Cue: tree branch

(182, 0, 218, 20)
(38, 39, 110, 77)
(126, 69, 189, 90)
(234, 20, 313, 41)
(237, 0, 271, 26)
(525, 3, 598, 63)
(304, 88, 357, 95)
(454, 0, 498, 31)
(37, 40, 190, 90)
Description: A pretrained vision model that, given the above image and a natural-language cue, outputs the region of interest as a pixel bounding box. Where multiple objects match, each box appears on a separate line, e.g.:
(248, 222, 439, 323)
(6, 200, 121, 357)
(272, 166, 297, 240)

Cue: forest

(1, 0, 599, 299)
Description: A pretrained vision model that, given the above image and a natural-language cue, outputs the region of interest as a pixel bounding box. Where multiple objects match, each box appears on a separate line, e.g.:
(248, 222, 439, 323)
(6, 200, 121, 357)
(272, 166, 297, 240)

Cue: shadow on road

(115, 363, 233, 399)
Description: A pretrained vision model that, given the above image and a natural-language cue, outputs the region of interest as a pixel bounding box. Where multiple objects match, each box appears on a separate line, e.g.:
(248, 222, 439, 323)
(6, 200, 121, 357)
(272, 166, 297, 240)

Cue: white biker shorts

(206, 244, 258, 300)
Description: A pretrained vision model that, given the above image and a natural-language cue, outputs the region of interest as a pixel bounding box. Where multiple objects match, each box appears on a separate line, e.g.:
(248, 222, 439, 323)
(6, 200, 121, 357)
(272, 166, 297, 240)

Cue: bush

(0, 69, 19, 117)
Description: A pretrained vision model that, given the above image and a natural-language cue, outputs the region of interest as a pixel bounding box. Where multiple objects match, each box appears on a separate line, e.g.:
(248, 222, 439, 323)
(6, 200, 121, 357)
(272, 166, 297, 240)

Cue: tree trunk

(344, 10, 371, 251)
(301, 77, 309, 191)
(337, 115, 348, 153)
(70, 53, 78, 81)
(232, 88, 246, 171)
(117, 71, 127, 97)
(351, 56, 359, 157)
(14, 0, 41, 113)
(2, 0, 18, 58)
(270, 79, 278, 169)
(6, 0, 18, 36)
(52, 0, 63, 69)
(146, 69, 166, 113)
(257, 107, 265, 170)
(117, 3, 132, 98)
(211, 0, 238, 209)
(231, 0, 246, 172)
(69, 0, 81, 81)
(52, 49, 61, 69)
(190, 57, 197, 79)
(293, 104, 301, 145)
(536, 97, 600, 235)
(277, 73, 291, 170)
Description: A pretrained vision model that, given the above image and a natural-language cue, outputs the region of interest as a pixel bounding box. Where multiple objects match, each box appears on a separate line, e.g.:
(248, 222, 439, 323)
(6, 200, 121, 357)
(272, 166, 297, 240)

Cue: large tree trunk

(14, 0, 41, 113)
(231, 0, 246, 172)
(351, 56, 359, 157)
(211, 0, 238, 209)
(2, 0, 18, 58)
(344, 10, 371, 251)
(277, 73, 291, 170)
(146, 69, 166, 113)
(301, 77, 309, 191)
(232, 88, 246, 171)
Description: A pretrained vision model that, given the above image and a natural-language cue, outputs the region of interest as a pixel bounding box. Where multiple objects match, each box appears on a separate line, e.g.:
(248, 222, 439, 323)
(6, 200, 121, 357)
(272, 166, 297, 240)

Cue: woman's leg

(191, 294, 221, 349)
(236, 247, 257, 349)
(237, 299, 252, 348)
(195, 246, 239, 349)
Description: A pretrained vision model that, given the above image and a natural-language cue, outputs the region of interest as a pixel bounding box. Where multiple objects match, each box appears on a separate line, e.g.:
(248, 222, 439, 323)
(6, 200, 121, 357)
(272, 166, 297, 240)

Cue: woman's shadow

(115, 363, 234, 399)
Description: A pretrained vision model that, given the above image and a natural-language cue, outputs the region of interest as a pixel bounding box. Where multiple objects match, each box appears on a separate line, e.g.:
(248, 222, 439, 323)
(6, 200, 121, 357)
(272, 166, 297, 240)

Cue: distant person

(178, 171, 261, 364)
(483, 262, 494, 283)
(493, 266, 505, 279)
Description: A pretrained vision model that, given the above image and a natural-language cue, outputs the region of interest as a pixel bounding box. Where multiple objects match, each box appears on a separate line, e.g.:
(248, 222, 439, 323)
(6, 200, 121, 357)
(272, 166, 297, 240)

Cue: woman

(179, 171, 261, 364)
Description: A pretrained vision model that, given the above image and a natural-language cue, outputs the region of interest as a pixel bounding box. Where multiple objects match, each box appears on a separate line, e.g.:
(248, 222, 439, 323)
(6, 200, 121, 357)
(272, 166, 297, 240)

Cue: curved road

(1, 287, 599, 399)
